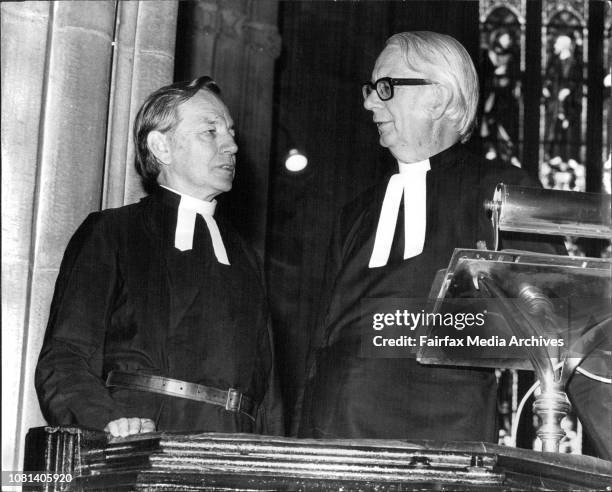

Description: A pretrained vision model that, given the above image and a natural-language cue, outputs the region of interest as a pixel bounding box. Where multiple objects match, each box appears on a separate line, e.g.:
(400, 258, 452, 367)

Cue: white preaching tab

(368, 159, 430, 268)
(162, 185, 230, 265)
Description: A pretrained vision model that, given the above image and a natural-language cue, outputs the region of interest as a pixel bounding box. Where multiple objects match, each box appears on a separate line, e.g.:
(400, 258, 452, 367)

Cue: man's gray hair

(386, 31, 479, 142)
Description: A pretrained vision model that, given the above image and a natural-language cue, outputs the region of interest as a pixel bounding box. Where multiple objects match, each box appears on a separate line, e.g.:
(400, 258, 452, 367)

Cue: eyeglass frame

(362, 77, 436, 101)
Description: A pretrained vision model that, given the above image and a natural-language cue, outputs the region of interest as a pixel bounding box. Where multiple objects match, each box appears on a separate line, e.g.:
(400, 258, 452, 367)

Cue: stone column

(103, 1, 179, 208)
(1, 0, 53, 473)
(2, 1, 116, 470)
(237, 0, 281, 254)
(1, 0, 179, 470)
(177, 0, 219, 78)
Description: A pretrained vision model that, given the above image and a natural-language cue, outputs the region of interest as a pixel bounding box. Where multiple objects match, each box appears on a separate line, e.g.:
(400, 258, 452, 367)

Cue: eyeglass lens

(362, 80, 392, 101)
(376, 80, 392, 100)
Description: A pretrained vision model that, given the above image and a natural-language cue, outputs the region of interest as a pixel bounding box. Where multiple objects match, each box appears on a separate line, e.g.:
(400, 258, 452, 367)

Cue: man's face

(364, 45, 434, 162)
(160, 90, 238, 200)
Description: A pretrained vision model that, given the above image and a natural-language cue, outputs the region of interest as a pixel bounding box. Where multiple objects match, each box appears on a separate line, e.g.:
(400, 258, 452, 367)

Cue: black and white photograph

(2, 0, 611, 490)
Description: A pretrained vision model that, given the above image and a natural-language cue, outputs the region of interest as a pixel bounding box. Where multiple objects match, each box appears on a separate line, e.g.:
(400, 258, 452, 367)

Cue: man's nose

(220, 134, 238, 154)
(363, 90, 382, 111)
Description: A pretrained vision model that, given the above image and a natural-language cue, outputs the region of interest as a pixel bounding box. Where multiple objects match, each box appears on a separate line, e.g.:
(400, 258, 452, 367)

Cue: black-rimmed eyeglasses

(362, 77, 436, 101)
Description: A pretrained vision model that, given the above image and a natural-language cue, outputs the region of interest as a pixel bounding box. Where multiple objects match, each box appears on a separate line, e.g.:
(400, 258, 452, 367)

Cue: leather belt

(106, 370, 255, 420)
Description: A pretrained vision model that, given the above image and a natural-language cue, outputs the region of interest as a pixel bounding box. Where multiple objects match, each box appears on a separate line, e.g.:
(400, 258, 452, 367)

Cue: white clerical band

(368, 159, 430, 268)
(163, 187, 230, 265)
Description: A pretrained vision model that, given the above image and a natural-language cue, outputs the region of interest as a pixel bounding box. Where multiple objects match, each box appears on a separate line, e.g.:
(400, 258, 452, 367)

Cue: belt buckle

(225, 388, 242, 412)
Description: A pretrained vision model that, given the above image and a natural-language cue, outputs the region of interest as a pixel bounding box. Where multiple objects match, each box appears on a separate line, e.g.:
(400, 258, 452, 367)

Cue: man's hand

(104, 417, 156, 437)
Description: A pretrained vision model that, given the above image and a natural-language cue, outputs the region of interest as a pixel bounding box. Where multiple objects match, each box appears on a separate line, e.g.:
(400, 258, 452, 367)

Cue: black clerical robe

(36, 187, 283, 435)
(300, 143, 560, 441)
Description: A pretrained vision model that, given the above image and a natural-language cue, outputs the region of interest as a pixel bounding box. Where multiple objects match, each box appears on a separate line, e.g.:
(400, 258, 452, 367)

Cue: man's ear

(428, 84, 452, 121)
(147, 131, 171, 166)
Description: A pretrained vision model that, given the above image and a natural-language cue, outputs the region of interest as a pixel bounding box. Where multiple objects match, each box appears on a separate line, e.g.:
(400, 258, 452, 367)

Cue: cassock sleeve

(35, 212, 125, 430)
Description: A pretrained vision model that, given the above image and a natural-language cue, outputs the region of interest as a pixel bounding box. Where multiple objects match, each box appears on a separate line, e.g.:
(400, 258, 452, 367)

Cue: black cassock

(299, 143, 562, 441)
(36, 187, 283, 434)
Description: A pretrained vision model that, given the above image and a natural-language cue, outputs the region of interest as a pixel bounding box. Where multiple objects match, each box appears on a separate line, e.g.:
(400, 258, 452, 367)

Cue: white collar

(160, 185, 217, 216)
(368, 159, 430, 268)
(161, 185, 230, 264)
(397, 158, 431, 175)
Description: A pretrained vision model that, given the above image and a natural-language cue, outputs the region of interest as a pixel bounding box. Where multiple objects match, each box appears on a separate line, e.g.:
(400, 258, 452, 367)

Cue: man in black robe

(299, 32, 560, 441)
(35, 77, 283, 438)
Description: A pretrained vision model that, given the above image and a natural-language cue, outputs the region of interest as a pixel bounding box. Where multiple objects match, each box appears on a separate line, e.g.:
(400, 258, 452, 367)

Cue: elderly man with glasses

(299, 32, 561, 441)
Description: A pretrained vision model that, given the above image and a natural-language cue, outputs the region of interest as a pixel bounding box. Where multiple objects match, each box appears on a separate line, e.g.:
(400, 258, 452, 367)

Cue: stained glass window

(479, 0, 526, 167)
(603, 6, 611, 196)
(602, 5, 611, 261)
(540, 1, 588, 192)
